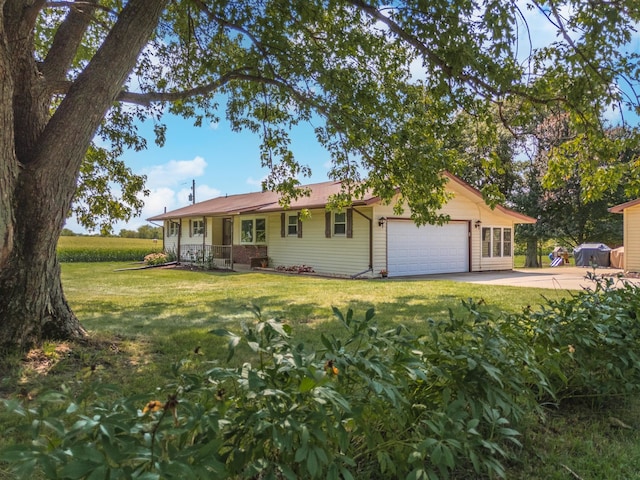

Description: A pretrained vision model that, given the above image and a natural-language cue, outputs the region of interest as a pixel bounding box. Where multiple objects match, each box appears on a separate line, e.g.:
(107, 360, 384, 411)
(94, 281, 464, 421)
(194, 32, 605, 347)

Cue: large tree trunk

(0, 0, 167, 353)
(523, 237, 541, 268)
(0, 165, 88, 349)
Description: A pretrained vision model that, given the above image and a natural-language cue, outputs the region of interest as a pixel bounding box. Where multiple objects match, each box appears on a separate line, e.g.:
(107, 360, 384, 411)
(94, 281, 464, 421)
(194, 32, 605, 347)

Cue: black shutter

(346, 208, 353, 238)
(297, 213, 303, 238)
(325, 211, 331, 238)
(280, 213, 286, 237)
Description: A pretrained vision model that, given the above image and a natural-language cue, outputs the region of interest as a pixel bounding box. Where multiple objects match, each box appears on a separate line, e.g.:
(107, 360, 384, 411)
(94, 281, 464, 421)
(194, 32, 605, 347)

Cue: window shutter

(189, 219, 192, 237)
(325, 211, 331, 238)
(297, 213, 303, 238)
(347, 208, 353, 238)
(281, 213, 285, 237)
(203, 218, 207, 237)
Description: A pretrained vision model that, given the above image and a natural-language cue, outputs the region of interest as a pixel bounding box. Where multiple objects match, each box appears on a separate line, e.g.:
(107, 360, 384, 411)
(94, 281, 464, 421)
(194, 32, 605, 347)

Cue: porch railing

(179, 244, 232, 270)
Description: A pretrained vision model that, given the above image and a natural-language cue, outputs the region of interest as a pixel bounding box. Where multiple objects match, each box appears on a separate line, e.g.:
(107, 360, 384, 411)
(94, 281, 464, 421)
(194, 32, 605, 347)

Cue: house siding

(164, 220, 179, 255)
(625, 206, 640, 272)
(266, 208, 372, 276)
(472, 209, 515, 272)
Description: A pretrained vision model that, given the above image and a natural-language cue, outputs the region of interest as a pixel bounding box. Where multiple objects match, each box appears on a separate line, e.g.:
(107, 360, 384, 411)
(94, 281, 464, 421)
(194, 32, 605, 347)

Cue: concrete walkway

(410, 266, 636, 290)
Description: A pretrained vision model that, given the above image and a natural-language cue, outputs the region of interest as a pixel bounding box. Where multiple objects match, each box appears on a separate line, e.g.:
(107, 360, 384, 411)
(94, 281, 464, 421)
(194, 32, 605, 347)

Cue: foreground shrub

(0, 305, 543, 479)
(3, 275, 640, 479)
(527, 273, 640, 402)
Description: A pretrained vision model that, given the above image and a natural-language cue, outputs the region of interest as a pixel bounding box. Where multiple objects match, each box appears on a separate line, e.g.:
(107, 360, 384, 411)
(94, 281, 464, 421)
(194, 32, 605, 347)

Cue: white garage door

(387, 221, 469, 276)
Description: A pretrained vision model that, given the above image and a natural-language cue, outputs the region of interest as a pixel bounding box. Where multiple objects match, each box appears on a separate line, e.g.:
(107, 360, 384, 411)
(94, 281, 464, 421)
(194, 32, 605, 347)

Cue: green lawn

(2, 263, 640, 479)
(62, 262, 566, 366)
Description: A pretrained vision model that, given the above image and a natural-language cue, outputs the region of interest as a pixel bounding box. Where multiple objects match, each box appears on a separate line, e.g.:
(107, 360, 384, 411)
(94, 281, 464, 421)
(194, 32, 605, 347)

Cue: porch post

(230, 218, 234, 270)
(177, 220, 182, 263)
(202, 216, 206, 264)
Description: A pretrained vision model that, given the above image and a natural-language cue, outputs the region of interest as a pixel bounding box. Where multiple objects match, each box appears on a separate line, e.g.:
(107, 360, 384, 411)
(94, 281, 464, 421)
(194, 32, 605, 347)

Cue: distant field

(57, 236, 163, 262)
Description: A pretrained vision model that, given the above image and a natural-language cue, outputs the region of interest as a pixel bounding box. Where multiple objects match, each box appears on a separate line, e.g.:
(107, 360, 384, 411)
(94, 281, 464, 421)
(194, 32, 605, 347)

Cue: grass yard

(2, 263, 640, 479)
(60, 262, 566, 378)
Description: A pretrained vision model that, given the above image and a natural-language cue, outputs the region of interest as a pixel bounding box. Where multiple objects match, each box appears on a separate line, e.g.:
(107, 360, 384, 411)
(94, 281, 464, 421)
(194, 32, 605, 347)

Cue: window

(256, 219, 266, 242)
(325, 209, 352, 238)
(168, 222, 179, 237)
(288, 215, 298, 236)
(492, 228, 502, 257)
(482, 227, 512, 258)
(241, 219, 253, 243)
(241, 218, 266, 244)
(334, 212, 346, 235)
(192, 220, 205, 236)
(481, 227, 490, 257)
(503, 228, 512, 257)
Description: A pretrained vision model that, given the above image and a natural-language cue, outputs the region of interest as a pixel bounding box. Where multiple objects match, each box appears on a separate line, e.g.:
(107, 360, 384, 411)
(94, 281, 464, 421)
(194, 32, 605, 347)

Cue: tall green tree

(2, 0, 639, 352)
(514, 114, 640, 266)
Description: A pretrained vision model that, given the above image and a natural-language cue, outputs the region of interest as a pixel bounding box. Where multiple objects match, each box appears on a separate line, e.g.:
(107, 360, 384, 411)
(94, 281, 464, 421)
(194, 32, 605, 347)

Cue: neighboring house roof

(608, 198, 640, 214)
(147, 172, 535, 223)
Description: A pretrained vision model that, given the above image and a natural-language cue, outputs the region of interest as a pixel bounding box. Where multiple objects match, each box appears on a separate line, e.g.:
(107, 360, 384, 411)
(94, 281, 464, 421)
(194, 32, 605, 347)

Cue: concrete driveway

(411, 266, 636, 290)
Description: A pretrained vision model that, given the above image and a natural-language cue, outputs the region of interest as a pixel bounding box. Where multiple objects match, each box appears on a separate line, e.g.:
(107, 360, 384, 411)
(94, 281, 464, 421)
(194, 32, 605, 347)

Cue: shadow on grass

(74, 287, 524, 368)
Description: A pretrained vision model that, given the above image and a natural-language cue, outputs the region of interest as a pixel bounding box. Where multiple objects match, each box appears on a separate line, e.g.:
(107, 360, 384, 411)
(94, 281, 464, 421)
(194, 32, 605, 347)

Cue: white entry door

(387, 221, 469, 277)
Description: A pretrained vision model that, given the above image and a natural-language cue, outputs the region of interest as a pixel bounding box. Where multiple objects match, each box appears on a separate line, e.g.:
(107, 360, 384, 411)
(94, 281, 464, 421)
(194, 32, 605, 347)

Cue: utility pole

(188, 179, 195, 204)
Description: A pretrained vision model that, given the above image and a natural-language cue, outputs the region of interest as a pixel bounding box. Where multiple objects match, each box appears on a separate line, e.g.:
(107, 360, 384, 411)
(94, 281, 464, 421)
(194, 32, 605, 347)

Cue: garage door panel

(387, 222, 469, 276)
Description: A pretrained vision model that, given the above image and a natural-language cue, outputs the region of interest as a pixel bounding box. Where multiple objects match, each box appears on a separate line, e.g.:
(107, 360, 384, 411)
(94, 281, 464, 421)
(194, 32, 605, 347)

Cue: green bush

(144, 252, 169, 266)
(0, 306, 542, 479)
(3, 276, 640, 479)
(527, 273, 640, 402)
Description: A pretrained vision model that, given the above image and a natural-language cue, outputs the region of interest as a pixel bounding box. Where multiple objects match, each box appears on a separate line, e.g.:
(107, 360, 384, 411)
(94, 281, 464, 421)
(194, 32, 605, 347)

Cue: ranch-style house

(147, 172, 535, 278)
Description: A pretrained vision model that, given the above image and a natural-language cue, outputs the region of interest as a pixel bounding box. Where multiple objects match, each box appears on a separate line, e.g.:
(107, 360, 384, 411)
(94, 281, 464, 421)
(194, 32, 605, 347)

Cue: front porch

(177, 244, 267, 270)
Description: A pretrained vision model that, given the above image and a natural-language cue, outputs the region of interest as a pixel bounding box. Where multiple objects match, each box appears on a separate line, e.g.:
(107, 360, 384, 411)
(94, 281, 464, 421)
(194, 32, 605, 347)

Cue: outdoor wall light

(474, 220, 482, 229)
(378, 217, 386, 227)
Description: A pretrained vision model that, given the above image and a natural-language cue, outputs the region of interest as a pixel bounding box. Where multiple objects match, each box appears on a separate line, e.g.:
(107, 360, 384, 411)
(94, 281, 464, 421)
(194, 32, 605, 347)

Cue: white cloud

(143, 187, 178, 218)
(143, 156, 208, 188)
(196, 184, 222, 200)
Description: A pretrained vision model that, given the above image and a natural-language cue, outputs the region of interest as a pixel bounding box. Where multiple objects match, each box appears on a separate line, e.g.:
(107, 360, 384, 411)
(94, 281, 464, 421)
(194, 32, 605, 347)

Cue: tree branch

(189, 0, 282, 80)
(347, 0, 567, 107)
(116, 70, 254, 106)
(45, 1, 116, 15)
(32, 0, 168, 171)
(120, 71, 329, 119)
(41, 0, 99, 83)
(348, 1, 501, 92)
